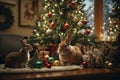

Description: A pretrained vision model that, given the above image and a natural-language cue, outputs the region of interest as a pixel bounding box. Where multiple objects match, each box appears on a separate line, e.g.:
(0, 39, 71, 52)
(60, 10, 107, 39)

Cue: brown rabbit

(57, 36, 83, 65)
(5, 38, 33, 68)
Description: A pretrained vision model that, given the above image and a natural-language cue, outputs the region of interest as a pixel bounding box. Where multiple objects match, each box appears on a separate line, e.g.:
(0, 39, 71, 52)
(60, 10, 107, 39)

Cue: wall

(0, 0, 37, 36)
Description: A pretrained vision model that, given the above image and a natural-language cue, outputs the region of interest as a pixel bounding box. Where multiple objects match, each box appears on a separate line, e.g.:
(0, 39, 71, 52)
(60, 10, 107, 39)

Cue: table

(0, 68, 120, 80)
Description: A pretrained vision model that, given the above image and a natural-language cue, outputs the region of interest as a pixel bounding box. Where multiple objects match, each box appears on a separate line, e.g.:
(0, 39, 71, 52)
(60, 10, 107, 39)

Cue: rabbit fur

(82, 45, 104, 68)
(5, 39, 33, 68)
(57, 39, 83, 65)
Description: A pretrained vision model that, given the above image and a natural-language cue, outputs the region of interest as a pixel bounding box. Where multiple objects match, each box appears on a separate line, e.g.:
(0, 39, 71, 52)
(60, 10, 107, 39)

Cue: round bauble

(70, 2, 75, 8)
(35, 60, 43, 68)
(53, 60, 61, 66)
(48, 57, 55, 63)
(85, 29, 90, 35)
(81, 19, 88, 24)
(112, 8, 116, 12)
(48, 12, 52, 18)
(64, 23, 70, 29)
(108, 63, 113, 69)
(49, 21, 55, 28)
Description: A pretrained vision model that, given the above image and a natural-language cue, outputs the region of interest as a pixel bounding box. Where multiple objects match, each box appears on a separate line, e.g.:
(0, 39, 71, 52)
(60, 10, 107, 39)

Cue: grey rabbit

(5, 38, 33, 68)
(82, 45, 104, 68)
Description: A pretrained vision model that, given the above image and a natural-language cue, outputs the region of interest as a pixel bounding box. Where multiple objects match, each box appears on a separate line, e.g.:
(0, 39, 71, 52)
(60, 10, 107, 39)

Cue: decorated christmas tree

(29, 0, 97, 46)
(107, 0, 120, 41)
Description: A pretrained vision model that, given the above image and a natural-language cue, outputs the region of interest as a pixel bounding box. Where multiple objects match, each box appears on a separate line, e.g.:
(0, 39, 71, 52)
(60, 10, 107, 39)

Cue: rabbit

(4, 38, 33, 68)
(57, 36, 83, 65)
(82, 44, 104, 68)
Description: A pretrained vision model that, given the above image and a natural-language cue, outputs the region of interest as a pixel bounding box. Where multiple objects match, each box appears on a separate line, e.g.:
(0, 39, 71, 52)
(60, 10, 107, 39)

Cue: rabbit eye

(64, 45, 67, 48)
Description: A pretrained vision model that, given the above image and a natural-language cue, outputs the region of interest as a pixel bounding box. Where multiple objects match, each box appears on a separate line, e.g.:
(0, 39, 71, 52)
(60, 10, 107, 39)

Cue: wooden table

(0, 68, 120, 80)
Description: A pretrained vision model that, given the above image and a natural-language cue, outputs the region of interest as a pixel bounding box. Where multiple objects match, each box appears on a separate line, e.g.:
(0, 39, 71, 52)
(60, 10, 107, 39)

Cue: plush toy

(5, 37, 33, 68)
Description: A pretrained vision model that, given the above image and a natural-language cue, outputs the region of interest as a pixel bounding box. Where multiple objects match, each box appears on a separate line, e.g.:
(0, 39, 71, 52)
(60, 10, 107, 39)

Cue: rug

(0, 64, 83, 74)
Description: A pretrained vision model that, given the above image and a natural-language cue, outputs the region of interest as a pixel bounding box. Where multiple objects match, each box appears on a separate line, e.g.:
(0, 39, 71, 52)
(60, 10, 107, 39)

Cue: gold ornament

(53, 60, 61, 66)
(108, 63, 113, 69)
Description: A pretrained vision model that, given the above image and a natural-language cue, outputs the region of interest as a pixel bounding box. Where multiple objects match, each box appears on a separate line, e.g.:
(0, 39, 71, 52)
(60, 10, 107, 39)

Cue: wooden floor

(0, 68, 120, 80)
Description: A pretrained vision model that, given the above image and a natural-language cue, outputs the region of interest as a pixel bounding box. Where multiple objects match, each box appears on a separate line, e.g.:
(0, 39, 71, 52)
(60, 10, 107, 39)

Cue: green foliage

(29, 0, 97, 46)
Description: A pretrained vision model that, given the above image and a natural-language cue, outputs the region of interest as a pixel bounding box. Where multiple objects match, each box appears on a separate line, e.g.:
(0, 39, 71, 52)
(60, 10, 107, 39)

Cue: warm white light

(90, 25, 92, 27)
(102, 26, 104, 29)
(36, 33, 39, 36)
(110, 28, 112, 30)
(116, 25, 118, 28)
(78, 11, 81, 13)
(52, 9, 55, 12)
(47, 3, 50, 6)
(91, 14, 94, 17)
(104, 22, 106, 25)
(88, 39, 90, 41)
(114, 29, 117, 32)
(38, 22, 40, 27)
(110, 21, 112, 24)
(55, 4, 58, 7)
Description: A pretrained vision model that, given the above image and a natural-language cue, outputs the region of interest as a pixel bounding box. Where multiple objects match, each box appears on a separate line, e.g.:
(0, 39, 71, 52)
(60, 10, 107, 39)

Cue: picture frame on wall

(18, 0, 41, 27)
(0, 0, 16, 5)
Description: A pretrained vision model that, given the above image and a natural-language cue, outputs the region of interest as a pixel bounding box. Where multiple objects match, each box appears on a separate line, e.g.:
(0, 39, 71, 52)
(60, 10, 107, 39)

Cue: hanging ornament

(85, 29, 90, 35)
(69, 2, 75, 8)
(64, 22, 70, 29)
(49, 21, 55, 28)
(112, 8, 116, 12)
(81, 19, 88, 24)
(48, 12, 52, 18)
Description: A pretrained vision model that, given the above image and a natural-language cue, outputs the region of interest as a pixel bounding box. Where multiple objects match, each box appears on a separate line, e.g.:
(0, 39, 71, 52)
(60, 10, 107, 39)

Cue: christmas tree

(29, 0, 97, 47)
(107, 0, 120, 41)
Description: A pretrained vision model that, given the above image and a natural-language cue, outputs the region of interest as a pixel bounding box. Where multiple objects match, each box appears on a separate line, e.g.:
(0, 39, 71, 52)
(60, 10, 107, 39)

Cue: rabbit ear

(21, 37, 28, 46)
(65, 34, 71, 45)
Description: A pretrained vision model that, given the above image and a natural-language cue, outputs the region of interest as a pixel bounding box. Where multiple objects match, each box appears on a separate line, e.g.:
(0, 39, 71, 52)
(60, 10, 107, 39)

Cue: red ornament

(82, 61, 88, 68)
(70, 2, 75, 8)
(48, 12, 52, 18)
(85, 29, 90, 35)
(81, 19, 88, 24)
(46, 63, 52, 68)
(49, 21, 55, 28)
(64, 23, 70, 29)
